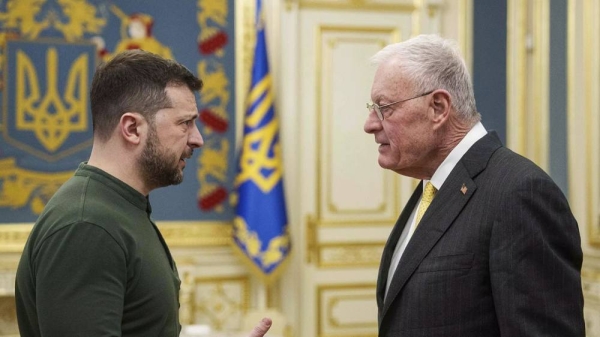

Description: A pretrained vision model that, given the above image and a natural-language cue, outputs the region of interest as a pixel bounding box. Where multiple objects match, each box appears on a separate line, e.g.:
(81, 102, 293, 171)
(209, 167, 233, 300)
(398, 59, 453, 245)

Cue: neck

(87, 140, 151, 196)
(411, 118, 474, 180)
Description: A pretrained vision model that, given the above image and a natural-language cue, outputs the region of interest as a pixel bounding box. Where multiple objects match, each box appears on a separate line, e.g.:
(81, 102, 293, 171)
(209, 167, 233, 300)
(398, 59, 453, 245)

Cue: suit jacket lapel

(377, 182, 423, 312)
(380, 131, 503, 321)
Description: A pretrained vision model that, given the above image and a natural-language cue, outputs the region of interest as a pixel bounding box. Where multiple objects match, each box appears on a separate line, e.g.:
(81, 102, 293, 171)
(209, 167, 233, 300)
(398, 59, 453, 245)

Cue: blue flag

(233, 0, 290, 283)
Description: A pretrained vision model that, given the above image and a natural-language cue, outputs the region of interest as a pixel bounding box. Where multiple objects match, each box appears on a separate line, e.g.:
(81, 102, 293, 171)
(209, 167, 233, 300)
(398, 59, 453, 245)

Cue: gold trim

(315, 25, 400, 219)
(534, 0, 550, 170)
(306, 214, 318, 263)
(0, 224, 34, 253)
(582, 266, 600, 283)
(411, 0, 424, 37)
(318, 242, 385, 268)
(317, 283, 377, 337)
(190, 275, 251, 330)
(506, 0, 549, 170)
(567, 0, 600, 246)
(158, 222, 232, 247)
(310, 217, 396, 228)
(0, 258, 20, 270)
(506, 0, 526, 157)
(458, 0, 473, 72)
(327, 294, 377, 328)
(235, 0, 257, 146)
(299, 0, 416, 12)
(323, 33, 395, 215)
(0, 222, 232, 253)
(583, 0, 600, 246)
(306, 214, 394, 264)
(567, 0, 576, 224)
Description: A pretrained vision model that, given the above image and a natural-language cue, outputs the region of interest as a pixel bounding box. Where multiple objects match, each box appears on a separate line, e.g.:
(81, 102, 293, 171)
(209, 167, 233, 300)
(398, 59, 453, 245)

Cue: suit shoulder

(489, 146, 550, 179)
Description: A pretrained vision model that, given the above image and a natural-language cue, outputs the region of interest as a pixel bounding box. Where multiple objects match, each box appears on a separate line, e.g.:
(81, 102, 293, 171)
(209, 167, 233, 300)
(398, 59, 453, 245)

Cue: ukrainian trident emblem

(4, 40, 95, 161)
(1, 40, 95, 216)
(14, 45, 89, 154)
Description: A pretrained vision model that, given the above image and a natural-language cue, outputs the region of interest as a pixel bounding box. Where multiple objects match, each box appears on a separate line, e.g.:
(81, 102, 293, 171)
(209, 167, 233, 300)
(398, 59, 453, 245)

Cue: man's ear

(119, 112, 146, 145)
(430, 89, 452, 126)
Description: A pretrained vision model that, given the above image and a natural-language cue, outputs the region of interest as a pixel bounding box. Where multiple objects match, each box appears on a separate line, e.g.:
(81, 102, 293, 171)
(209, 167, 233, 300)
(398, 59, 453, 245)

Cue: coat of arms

(0, 0, 235, 221)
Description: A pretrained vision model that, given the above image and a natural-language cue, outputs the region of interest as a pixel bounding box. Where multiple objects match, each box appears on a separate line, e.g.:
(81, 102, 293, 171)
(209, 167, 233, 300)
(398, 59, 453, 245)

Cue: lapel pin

(461, 184, 468, 195)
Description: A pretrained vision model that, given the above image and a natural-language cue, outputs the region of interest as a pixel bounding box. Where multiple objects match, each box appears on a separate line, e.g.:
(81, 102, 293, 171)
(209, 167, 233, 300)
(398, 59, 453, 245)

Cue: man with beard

(15, 50, 272, 337)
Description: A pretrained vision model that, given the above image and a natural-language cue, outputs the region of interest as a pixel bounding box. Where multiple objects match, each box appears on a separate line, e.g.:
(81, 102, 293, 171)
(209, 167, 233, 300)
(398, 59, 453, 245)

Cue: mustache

(181, 149, 193, 159)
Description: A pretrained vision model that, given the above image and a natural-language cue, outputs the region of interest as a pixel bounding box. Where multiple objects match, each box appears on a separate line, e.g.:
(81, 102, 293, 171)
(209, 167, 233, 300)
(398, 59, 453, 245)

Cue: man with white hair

(365, 34, 584, 336)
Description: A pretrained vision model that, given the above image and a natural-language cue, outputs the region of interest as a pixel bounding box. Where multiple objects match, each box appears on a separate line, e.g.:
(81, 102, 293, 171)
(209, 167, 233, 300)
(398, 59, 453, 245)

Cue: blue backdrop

(0, 0, 236, 223)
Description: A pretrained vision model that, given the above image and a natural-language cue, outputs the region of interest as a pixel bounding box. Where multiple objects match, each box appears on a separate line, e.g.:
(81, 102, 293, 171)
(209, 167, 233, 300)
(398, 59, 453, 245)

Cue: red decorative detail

(98, 48, 110, 58)
(200, 109, 228, 133)
(198, 31, 228, 55)
(198, 186, 228, 210)
(127, 43, 141, 50)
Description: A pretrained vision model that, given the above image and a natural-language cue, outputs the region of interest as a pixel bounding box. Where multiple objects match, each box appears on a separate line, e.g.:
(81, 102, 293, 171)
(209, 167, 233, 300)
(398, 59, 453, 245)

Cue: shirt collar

(76, 162, 150, 213)
(425, 122, 487, 191)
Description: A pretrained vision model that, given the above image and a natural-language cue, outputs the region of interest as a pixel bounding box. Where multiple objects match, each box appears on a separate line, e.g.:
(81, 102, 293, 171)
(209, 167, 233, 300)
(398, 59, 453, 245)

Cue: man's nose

(364, 109, 382, 134)
(189, 122, 204, 148)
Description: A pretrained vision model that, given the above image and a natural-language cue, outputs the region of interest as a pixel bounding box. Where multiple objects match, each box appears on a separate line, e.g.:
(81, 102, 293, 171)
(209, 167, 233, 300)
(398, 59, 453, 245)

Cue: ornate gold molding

(158, 222, 232, 247)
(506, 0, 550, 171)
(458, 0, 473, 72)
(0, 222, 232, 253)
(317, 283, 377, 337)
(299, 0, 416, 12)
(306, 215, 392, 264)
(0, 295, 18, 336)
(319, 242, 384, 268)
(0, 225, 34, 253)
(181, 274, 251, 331)
(567, 0, 600, 246)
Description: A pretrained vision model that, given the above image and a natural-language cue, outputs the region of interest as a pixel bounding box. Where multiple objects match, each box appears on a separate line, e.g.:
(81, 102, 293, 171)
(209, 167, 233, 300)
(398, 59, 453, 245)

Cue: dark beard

(139, 125, 184, 189)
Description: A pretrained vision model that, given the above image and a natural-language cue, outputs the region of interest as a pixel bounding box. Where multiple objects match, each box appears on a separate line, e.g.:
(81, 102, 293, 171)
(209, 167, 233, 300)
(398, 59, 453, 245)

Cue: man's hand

(247, 317, 272, 337)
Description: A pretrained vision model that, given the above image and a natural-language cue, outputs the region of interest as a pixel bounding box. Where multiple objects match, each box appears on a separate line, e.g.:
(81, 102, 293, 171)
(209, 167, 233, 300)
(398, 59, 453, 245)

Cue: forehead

(371, 60, 412, 99)
(165, 85, 198, 110)
(154, 86, 198, 122)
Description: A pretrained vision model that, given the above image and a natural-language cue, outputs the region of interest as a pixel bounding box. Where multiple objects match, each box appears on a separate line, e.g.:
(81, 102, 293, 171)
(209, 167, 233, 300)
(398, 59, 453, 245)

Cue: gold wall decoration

(567, 0, 600, 246)
(0, 222, 231, 253)
(582, 265, 600, 303)
(319, 242, 384, 268)
(0, 224, 34, 253)
(308, 22, 412, 265)
(506, 0, 550, 171)
(317, 283, 377, 337)
(183, 275, 250, 332)
(0, 296, 18, 336)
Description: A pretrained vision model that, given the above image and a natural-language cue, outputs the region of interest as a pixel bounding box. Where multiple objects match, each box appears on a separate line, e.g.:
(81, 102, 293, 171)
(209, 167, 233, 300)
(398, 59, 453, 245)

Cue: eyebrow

(374, 95, 391, 104)
(177, 113, 199, 122)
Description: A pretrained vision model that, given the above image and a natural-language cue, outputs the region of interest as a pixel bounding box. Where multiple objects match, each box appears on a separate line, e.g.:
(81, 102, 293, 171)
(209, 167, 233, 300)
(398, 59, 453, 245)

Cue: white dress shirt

(385, 122, 487, 298)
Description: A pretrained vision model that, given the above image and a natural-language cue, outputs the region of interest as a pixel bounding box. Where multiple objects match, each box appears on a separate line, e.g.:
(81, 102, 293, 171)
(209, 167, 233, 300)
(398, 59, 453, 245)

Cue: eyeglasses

(366, 90, 434, 120)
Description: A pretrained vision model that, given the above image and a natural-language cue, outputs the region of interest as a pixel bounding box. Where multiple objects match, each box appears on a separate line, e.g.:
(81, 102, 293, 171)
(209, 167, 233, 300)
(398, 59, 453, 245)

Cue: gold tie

(415, 182, 437, 225)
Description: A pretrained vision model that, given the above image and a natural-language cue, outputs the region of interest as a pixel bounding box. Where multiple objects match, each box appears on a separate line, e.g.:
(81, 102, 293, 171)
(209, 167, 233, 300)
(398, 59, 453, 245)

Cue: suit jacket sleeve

(489, 172, 584, 336)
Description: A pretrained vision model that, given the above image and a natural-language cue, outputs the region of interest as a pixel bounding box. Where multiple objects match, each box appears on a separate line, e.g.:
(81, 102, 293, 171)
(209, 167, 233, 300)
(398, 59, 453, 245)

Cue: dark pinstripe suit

(377, 132, 585, 336)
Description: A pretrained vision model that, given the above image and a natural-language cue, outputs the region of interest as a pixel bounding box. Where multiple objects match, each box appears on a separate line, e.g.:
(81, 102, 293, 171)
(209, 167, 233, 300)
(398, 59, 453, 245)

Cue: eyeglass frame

(366, 90, 434, 120)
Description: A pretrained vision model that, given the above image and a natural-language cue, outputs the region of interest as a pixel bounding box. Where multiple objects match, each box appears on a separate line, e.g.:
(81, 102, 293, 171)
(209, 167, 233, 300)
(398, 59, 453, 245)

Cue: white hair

(371, 34, 480, 124)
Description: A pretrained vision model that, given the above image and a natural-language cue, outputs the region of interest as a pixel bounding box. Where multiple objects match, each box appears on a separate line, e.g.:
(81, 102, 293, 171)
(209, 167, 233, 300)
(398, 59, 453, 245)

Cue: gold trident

(16, 47, 88, 152)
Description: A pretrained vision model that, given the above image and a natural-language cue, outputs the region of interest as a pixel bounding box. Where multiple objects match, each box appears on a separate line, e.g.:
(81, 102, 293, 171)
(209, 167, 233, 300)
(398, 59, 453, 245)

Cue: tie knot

(422, 182, 437, 203)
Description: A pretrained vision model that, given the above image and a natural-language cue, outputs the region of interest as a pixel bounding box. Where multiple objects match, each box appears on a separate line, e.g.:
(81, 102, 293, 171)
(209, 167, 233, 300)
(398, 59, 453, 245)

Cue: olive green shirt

(16, 163, 181, 337)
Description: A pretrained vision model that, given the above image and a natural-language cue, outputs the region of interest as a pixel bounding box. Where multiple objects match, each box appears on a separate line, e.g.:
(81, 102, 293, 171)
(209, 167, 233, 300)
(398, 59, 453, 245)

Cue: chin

(377, 156, 395, 170)
(377, 162, 396, 171)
